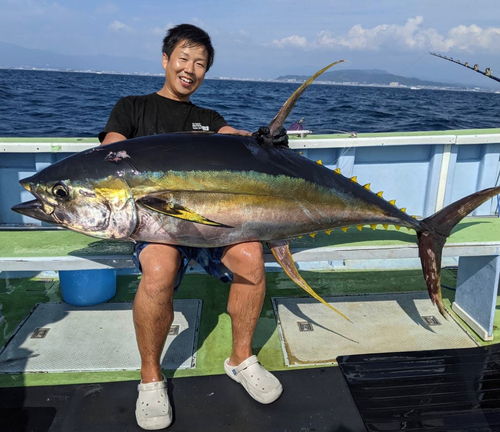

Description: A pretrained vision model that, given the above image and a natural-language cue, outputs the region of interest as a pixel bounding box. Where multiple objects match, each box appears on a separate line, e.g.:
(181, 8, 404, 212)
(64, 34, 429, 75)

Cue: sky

(1, 0, 499, 86)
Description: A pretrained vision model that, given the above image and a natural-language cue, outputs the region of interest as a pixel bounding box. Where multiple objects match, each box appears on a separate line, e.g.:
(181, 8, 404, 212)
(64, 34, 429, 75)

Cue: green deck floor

(1, 266, 499, 389)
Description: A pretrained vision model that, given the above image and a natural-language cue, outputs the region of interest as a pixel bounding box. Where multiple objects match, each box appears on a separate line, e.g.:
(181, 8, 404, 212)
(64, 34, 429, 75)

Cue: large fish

(12, 61, 500, 321)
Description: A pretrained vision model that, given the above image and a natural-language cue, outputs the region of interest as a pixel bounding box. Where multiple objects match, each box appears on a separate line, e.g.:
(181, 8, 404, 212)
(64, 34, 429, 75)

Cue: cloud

(150, 23, 175, 36)
(265, 16, 500, 53)
(268, 35, 308, 49)
(108, 20, 134, 33)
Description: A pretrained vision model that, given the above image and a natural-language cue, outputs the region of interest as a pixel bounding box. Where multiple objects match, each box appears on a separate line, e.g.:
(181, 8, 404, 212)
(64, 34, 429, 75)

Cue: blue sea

(0, 69, 499, 137)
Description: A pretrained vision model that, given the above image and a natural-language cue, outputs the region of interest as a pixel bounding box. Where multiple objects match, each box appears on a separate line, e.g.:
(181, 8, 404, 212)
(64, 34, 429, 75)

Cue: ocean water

(0, 69, 499, 138)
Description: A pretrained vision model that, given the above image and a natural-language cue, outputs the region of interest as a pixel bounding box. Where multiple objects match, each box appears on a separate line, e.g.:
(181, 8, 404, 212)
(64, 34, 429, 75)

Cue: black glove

(252, 126, 289, 148)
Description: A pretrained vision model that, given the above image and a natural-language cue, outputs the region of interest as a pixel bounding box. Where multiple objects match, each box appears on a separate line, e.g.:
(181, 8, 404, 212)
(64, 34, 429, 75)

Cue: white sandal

(136, 376, 172, 430)
(224, 355, 283, 404)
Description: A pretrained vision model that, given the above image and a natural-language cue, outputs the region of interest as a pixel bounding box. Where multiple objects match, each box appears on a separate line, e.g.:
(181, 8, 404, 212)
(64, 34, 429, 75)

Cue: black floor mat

(0, 367, 365, 432)
(337, 345, 500, 432)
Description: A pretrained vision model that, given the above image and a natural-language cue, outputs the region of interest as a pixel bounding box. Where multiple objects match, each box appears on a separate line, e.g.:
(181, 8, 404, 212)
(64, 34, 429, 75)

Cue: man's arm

(218, 125, 251, 136)
(100, 132, 127, 146)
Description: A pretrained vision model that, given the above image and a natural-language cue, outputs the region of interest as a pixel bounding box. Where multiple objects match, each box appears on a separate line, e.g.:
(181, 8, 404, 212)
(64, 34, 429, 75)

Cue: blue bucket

(59, 269, 117, 306)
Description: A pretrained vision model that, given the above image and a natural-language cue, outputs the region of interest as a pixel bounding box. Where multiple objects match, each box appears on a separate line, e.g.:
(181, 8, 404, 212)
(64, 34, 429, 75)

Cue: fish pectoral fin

(137, 194, 231, 227)
(267, 240, 352, 323)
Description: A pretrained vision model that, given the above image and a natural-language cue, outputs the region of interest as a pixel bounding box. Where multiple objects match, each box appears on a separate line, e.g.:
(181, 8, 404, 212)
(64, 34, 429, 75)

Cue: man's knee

(222, 242, 265, 284)
(138, 244, 182, 294)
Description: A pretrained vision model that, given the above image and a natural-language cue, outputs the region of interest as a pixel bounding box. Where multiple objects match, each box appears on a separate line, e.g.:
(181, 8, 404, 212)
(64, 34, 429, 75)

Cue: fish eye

(52, 183, 70, 200)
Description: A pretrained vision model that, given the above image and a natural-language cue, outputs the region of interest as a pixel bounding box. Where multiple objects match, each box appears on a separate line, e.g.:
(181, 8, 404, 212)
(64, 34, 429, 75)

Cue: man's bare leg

(133, 244, 181, 383)
(222, 242, 266, 366)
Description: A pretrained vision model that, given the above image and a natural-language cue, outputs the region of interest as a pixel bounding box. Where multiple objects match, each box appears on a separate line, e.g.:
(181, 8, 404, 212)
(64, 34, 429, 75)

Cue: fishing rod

(430, 52, 500, 83)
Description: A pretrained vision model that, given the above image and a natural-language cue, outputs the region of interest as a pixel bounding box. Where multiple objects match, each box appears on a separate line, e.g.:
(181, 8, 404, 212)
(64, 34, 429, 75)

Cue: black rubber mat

(337, 344, 500, 432)
(0, 367, 365, 432)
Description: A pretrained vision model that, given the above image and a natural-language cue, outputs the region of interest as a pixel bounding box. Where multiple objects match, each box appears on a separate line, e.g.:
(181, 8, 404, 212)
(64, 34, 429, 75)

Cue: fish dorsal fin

(268, 60, 345, 136)
(267, 240, 351, 322)
(137, 193, 231, 227)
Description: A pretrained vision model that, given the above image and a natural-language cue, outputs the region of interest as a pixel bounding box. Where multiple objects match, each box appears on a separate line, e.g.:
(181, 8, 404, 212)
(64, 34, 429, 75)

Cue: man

(99, 24, 283, 430)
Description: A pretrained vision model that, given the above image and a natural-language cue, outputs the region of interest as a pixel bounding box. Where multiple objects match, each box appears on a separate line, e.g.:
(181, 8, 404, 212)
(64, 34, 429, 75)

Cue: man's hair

(162, 24, 215, 71)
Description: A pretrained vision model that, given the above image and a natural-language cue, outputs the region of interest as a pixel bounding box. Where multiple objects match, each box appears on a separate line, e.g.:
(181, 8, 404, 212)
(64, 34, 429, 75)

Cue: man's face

(162, 41, 209, 101)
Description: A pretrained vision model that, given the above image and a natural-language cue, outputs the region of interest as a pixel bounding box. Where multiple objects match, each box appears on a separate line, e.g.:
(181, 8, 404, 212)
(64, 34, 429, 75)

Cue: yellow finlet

(325, 229, 332, 235)
(298, 235, 303, 239)
(363, 183, 371, 190)
(341, 227, 349, 232)
(389, 199, 396, 206)
(395, 225, 401, 231)
(316, 159, 323, 165)
(377, 191, 383, 197)
(356, 225, 363, 231)
(401, 208, 406, 213)
(310, 232, 317, 238)
(383, 224, 389, 230)
(350, 176, 358, 183)
(298, 151, 303, 155)
(334, 168, 341, 174)
(370, 224, 377, 230)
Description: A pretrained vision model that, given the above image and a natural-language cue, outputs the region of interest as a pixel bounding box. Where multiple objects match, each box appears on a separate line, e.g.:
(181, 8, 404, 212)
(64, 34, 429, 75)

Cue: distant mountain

(0, 41, 160, 74)
(276, 69, 460, 88)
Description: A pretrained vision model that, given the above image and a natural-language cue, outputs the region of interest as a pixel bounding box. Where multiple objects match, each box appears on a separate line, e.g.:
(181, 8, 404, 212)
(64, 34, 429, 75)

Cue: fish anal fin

(267, 240, 351, 322)
(137, 194, 231, 227)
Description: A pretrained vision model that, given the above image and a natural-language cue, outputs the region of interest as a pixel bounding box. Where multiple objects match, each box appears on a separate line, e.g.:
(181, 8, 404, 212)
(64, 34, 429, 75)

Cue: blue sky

(1, 0, 499, 85)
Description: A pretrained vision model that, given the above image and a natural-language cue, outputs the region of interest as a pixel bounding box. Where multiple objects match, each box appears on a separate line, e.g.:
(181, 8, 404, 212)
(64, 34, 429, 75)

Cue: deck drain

(30, 328, 50, 339)
(168, 325, 179, 336)
(297, 321, 314, 332)
(422, 316, 441, 326)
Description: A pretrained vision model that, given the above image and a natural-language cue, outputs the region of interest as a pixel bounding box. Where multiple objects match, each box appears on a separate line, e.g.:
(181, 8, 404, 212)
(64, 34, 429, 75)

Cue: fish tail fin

(418, 186, 500, 317)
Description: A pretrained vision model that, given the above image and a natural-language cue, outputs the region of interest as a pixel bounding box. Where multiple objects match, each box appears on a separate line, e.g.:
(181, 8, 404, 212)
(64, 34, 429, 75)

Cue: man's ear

(162, 53, 169, 70)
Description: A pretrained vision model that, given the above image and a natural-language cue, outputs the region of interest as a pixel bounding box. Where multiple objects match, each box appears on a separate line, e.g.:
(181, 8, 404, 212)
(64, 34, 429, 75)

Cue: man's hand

(252, 126, 289, 148)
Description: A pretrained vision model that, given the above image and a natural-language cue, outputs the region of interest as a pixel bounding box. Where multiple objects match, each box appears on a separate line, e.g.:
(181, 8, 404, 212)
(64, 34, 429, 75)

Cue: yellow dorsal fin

(341, 227, 348, 232)
(325, 229, 332, 235)
(400, 208, 406, 213)
(316, 159, 323, 165)
(389, 199, 396, 206)
(383, 224, 389, 230)
(395, 225, 401, 231)
(310, 232, 317, 238)
(356, 225, 363, 231)
(350, 176, 358, 183)
(334, 168, 341, 174)
(377, 191, 383, 197)
(370, 224, 377, 230)
(363, 183, 371, 190)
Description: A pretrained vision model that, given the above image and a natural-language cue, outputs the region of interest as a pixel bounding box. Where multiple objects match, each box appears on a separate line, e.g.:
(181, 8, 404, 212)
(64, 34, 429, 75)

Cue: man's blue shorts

(132, 242, 233, 291)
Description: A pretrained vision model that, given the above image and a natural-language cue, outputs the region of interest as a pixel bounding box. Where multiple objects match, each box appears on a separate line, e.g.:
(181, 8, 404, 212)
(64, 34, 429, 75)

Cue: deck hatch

(272, 292, 477, 367)
(0, 301, 201, 373)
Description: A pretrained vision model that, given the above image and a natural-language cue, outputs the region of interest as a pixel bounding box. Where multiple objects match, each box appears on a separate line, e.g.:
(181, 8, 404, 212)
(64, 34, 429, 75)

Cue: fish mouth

(12, 199, 57, 224)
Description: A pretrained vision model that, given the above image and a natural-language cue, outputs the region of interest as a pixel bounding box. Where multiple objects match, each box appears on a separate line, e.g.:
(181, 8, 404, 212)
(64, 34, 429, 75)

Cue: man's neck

(156, 88, 190, 103)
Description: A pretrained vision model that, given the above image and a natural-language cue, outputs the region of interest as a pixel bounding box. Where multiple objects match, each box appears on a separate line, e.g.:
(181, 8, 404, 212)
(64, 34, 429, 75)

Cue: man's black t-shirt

(99, 93, 228, 142)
